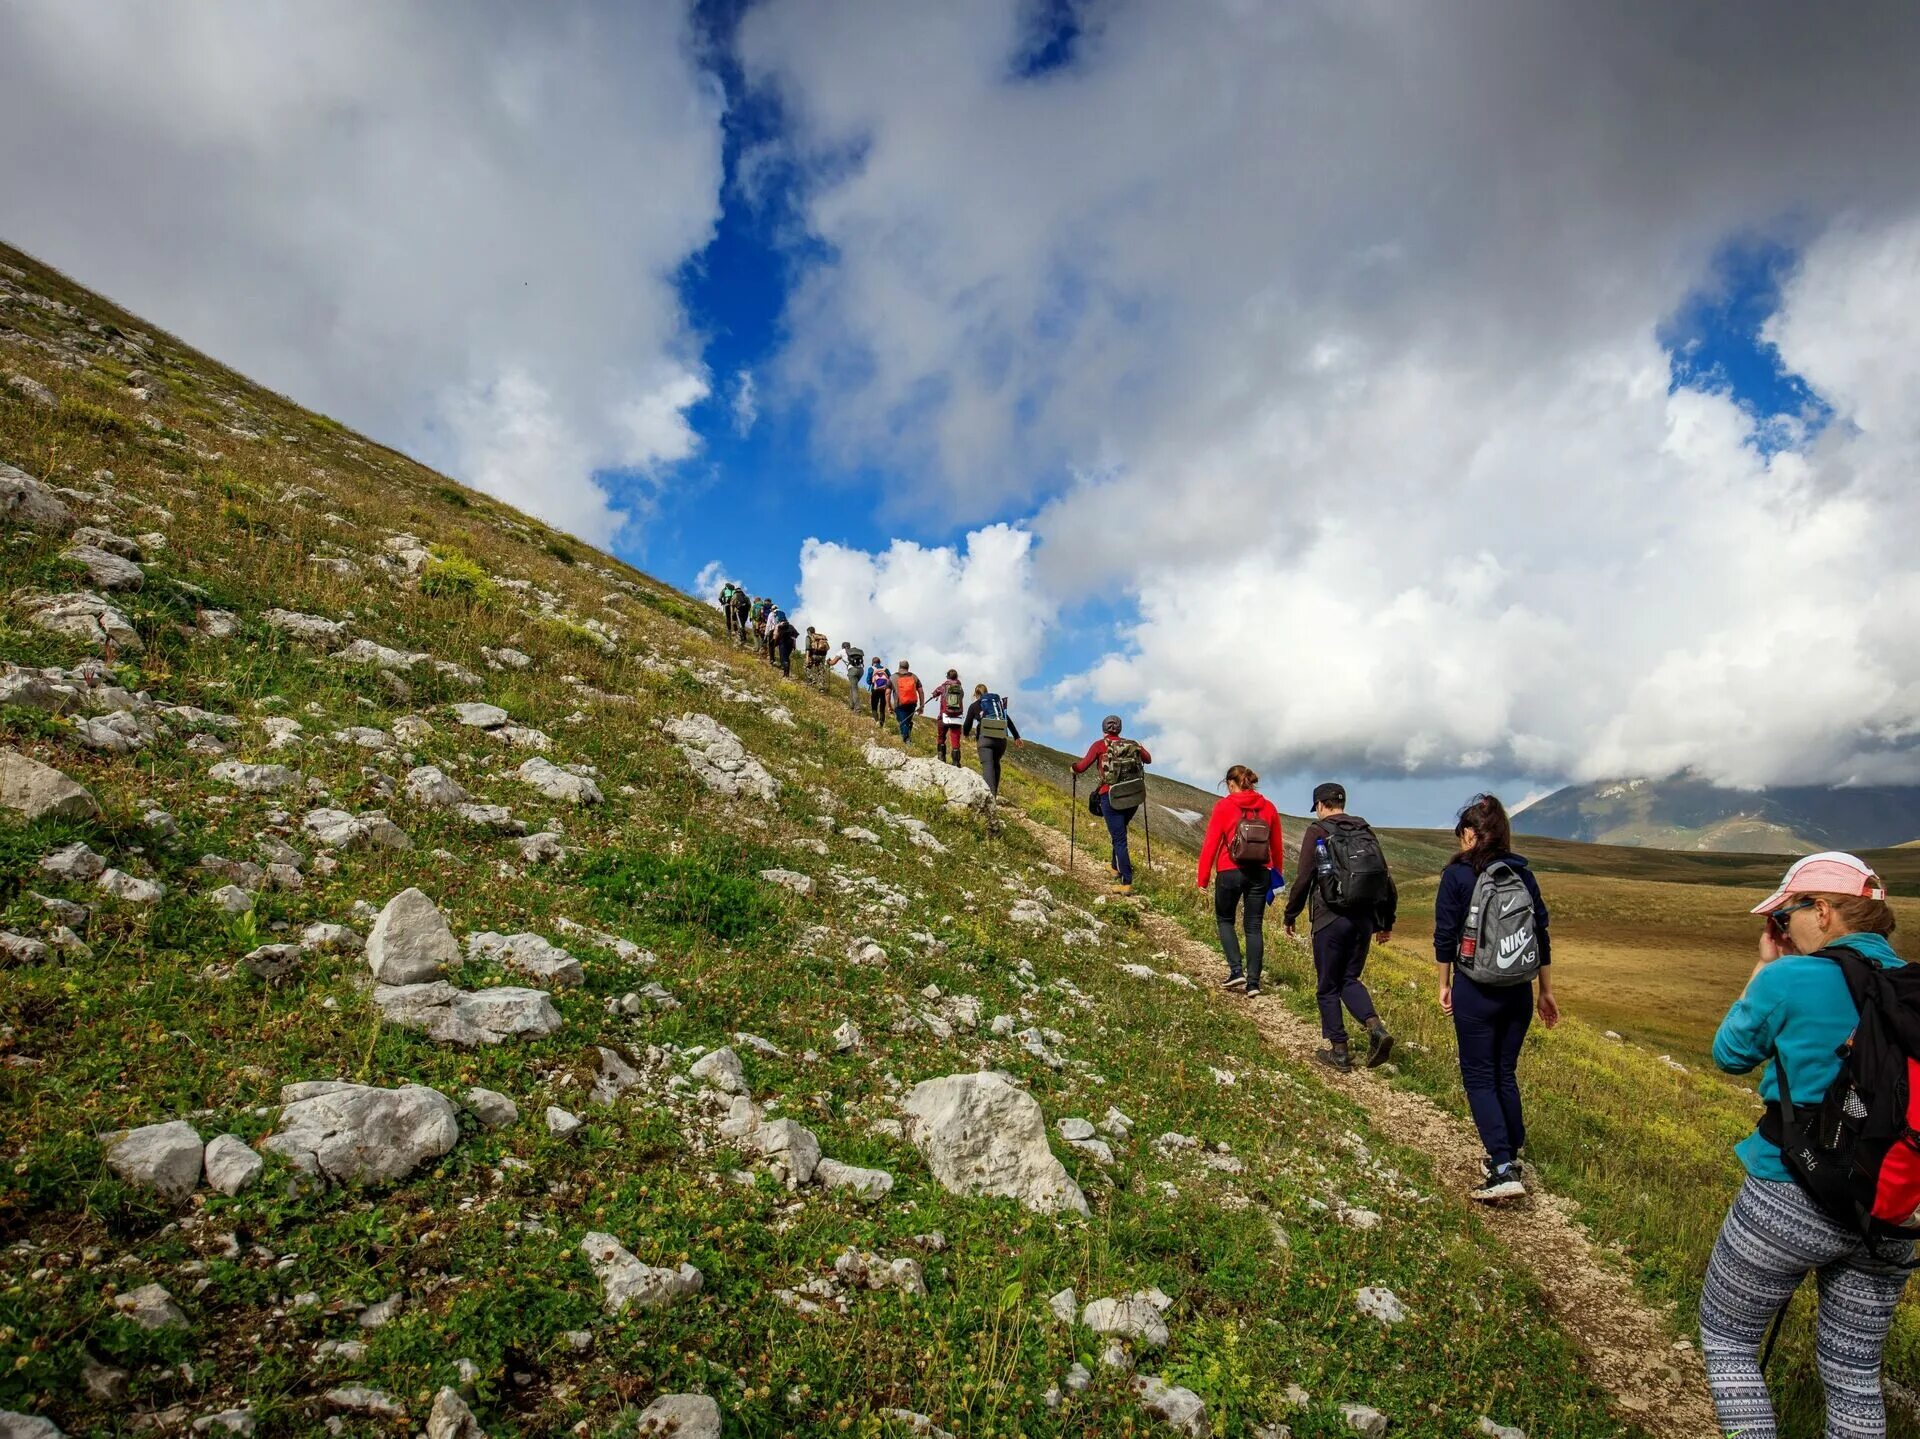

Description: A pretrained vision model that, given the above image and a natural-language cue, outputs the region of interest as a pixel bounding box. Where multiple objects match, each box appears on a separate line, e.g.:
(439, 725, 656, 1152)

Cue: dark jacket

(962, 697, 1021, 742)
(1282, 814, 1398, 934)
(1432, 853, 1551, 969)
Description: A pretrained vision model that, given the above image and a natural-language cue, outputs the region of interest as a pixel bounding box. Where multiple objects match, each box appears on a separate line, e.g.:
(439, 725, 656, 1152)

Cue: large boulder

(0, 460, 73, 533)
(61, 543, 143, 591)
(373, 981, 562, 1047)
(15, 592, 141, 652)
(662, 713, 779, 802)
(864, 744, 992, 815)
(901, 1072, 1087, 1215)
(365, 888, 458, 984)
(405, 765, 470, 808)
(517, 756, 602, 805)
(579, 1231, 703, 1313)
(1, 748, 99, 821)
(262, 1081, 459, 1185)
(102, 1120, 204, 1201)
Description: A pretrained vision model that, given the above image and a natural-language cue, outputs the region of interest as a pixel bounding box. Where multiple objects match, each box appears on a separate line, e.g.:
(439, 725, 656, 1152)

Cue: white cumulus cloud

(0, 0, 725, 548)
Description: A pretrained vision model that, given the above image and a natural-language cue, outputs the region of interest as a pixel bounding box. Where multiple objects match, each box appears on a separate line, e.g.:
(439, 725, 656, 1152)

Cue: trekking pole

(1142, 797, 1153, 873)
(1759, 1305, 1788, 1376)
(1069, 772, 1078, 873)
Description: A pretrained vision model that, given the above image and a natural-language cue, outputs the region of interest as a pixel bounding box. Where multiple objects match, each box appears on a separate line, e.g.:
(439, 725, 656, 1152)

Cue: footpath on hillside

(1015, 812, 1722, 1439)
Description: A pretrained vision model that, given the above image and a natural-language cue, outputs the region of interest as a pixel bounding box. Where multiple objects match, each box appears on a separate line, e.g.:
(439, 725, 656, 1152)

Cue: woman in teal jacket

(1700, 851, 1912, 1438)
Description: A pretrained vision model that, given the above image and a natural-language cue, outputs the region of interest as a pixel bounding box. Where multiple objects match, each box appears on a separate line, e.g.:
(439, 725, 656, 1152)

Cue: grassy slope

(1005, 780, 1920, 1438)
(0, 245, 1644, 1437)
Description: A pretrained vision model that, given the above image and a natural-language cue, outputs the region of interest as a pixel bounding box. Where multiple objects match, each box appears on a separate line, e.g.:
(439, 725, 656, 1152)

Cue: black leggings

(1214, 865, 1268, 986)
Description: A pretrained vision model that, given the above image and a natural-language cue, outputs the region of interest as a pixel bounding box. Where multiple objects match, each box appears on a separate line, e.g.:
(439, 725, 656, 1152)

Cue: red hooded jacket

(1197, 789, 1284, 885)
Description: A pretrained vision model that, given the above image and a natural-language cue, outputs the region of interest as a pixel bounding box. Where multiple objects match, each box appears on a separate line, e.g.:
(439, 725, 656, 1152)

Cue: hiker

(830, 640, 866, 712)
(749, 596, 772, 651)
(1283, 782, 1397, 1071)
(865, 656, 893, 727)
(1071, 716, 1151, 895)
(924, 668, 967, 766)
(803, 626, 831, 686)
(772, 611, 799, 676)
(1197, 765, 1283, 996)
(718, 580, 742, 640)
(1432, 793, 1557, 1202)
(726, 585, 751, 643)
(890, 662, 921, 743)
(963, 684, 1021, 796)
(1699, 852, 1915, 1437)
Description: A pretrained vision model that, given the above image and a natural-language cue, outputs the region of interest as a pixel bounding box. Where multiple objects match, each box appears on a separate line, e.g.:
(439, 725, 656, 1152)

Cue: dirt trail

(1018, 813, 1721, 1439)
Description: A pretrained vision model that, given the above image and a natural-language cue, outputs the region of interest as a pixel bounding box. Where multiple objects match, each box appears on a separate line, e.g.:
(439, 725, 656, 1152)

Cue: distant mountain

(1515, 776, 1920, 853)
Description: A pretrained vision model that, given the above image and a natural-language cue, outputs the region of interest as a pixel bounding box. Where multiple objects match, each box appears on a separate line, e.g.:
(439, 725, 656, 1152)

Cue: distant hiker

(1283, 782, 1397, 1071)
(717, 580, 740, 638)
(804, 626, 831, 686)
(749, 595, 772, 647)
(1699, 852, 1915, 1438)
(890, 662, 921, 743)
(925, 668, 967, 766)
(772, 611, 799, 676)
(865, 657, 893, 727)
(963, 683, 1022, 796)
(726, 585, 751, 643)
(1197, 765, 1283, 996)
(1432, 794, 1557, 1201)
(1071, 716, 1151, 895)
(830, 640, 866, 712)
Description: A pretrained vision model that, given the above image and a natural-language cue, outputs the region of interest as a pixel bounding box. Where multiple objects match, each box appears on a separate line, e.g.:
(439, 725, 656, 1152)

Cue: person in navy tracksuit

(1432, 792, 1558, 1202)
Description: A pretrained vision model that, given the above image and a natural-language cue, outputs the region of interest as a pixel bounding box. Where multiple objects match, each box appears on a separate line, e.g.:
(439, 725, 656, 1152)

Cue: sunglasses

(1768, 898, 1818, 931)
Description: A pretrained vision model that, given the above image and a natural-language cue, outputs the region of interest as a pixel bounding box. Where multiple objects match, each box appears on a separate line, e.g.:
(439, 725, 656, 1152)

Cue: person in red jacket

(1197, 765, 1283, 995)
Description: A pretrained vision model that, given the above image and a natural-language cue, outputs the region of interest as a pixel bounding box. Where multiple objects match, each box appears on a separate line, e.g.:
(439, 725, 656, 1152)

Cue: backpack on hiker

(808, 631, 829, 659)
(1103, 737, 1147, 810)
(1317, 816, 1392, 911)
(1761, 948, 1920, 1244)
(845, 645, 864, 672)
(1454, 862, 1542, 986)
(1227, 810, 1271, 867)
(893, 673, 920, 707)
(940, 679, 964, 718)
(976, 692, 1010, 742)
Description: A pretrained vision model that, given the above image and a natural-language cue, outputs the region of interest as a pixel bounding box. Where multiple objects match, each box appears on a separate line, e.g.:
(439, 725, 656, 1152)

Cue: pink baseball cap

(1751, 851, 1886, 914)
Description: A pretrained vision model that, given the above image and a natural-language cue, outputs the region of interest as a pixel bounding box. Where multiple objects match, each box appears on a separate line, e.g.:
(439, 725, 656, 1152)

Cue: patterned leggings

(1700, 1177, 1914, 1437)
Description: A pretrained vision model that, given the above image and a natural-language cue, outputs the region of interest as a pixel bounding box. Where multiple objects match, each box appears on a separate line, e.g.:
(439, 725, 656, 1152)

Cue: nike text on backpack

(941, 679, 964, 717)
(1455, 862, 1541, 986)
(976, 693, 1010, 742)
(1103, 737, 1147, 810)
(1227, 814, 1271, 867)
(1316, 818, 1392, 911)
(1760, 946, 1920, 1245)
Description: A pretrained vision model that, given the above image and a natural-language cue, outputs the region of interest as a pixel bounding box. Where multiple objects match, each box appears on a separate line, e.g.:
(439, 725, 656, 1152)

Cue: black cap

(1312, 782, 1346, 808)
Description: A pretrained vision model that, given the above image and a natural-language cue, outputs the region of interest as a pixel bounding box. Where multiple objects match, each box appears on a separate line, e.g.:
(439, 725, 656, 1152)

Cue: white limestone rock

(863, 743, 993, 815)
(38, 841, 106, 881)
(518, 756, 602, 805)
(16, 592, 142, 652)
(760, 867, 814, 896)
(1354, 1286, 1406, 1325)
(579, 1231, 703, 1313)
(112, 1283, 187, 1330)
(365, 887, 458, 984)
(1083, 1290, 1173, 1348)
(62, 542, 143, 591)
(262, 1080, 458, 1185)
(103, 1120, 203, 1201)
(465, 930, 583, 986)
(815, 1158, 895, 1200)
(95, 869, 163, 904)
(208, 760, 300, 793)
(631, 1395, 720, 1439)
(2, 748, 100, 821)
(689, 1046, 747, 1095)
(662, 712, 779, 802)
(463, 1087, 519, 1129)
(0, 460, 74, 532)
(1134, 1377, 1211, 1438)
(202, 1133, 263, 1195)
(901, 1071, 1088, 1215)
(374, 982, 562, 1047)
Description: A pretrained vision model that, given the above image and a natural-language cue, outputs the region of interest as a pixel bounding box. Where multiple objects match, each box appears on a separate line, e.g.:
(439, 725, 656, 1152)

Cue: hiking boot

(1471, 1163, 1526, 1203)
(1363, 1017, 1394, 1068)
(1109, 882, 1134, 896)
(1243, 985, 1262, 1000)
(1315, 1043, 1352, 1072)
(1222, 974, 1246, 992)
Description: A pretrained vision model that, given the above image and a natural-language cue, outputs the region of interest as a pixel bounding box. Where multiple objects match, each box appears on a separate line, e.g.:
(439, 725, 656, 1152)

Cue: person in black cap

(1283, 781, 1397, 1071)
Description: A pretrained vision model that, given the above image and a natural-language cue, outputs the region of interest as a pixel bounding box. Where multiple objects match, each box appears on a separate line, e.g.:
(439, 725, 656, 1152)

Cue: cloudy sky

(6, 0, 1919, 821)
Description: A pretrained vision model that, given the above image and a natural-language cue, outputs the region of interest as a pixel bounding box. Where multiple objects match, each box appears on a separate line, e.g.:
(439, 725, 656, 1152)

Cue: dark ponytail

(1453, 793, 1513, 872)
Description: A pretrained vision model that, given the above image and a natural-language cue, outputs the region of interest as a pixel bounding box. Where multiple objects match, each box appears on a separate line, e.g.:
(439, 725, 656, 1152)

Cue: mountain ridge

(1516, 774, 1920, 853)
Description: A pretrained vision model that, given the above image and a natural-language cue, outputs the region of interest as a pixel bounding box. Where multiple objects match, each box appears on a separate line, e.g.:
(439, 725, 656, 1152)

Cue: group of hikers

(716, 577, 1917, 1436)
(715, 581, 1025, 795)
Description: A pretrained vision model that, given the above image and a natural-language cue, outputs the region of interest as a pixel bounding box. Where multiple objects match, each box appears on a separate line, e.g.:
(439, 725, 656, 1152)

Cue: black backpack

(845, 646, 864, 671)
(1761, 946, 1920, 1246)
(1318, 817, 1391, 911)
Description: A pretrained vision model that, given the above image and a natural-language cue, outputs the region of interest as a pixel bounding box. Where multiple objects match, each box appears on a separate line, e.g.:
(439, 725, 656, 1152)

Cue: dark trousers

(777, 642, 794, 676)
(978, 739, 1006, 795)
(1451, 972, 1533, 1165)
(1312, 913, 1378, 1043)
(1214, 865, 1267, 986)
(870, 689, 889, 724)
(896, 706, 914, 742)
(1099, 791, 1137, 884)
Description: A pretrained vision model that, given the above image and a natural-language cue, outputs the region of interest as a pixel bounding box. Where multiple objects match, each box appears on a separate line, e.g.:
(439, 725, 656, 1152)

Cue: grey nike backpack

(1457, 861, 1542, 986)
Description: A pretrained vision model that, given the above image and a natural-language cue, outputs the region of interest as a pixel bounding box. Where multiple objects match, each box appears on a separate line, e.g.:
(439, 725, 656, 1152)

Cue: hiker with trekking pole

(889, 662, 922, 744)
(1698, 851, 1918, 1437)
(1432, 793, 1557, 1203)
(1197, 765, 1283, 998)
(1283, 782, 1396, 1072)
(1070, 716, 1151, 895)
(924, 668, 967, 766)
